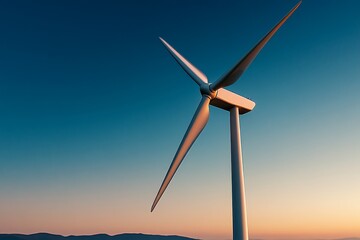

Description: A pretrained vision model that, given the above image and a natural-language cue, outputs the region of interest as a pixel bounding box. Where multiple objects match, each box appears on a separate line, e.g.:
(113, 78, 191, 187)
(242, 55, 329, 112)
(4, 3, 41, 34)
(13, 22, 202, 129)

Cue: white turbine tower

(151, 2, 301, 240)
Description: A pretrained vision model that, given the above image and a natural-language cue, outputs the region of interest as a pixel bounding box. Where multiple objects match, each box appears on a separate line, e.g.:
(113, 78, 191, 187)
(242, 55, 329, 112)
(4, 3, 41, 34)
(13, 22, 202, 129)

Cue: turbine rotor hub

(200, 84, 217, 99)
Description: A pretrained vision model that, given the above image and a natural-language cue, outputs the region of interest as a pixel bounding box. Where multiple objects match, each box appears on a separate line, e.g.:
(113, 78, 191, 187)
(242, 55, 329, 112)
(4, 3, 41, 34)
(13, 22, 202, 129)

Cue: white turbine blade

(159, 37, 208, 86)
(151, 96, 211, 212)
(210, 1, 301, 91)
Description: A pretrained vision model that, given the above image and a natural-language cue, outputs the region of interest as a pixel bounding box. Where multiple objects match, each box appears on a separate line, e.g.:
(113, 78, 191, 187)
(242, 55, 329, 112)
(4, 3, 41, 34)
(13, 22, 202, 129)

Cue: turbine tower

(151, 2, 301, 240)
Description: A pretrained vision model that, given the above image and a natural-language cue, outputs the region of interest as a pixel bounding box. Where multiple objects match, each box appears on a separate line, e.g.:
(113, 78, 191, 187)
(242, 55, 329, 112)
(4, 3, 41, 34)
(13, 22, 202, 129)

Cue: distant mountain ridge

(0, 233, 198, 240)
(0, 234, 359, 240)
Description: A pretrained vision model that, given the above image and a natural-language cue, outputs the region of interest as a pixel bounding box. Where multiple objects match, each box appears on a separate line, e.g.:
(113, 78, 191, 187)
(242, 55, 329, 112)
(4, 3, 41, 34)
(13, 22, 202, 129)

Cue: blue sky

(0, 1, 360, 239)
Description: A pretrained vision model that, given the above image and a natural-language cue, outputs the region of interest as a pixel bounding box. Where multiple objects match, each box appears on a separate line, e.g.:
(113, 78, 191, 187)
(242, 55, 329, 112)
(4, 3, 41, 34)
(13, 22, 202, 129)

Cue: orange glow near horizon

(1, 178, 360, 240)
(1, 152, 360, 240)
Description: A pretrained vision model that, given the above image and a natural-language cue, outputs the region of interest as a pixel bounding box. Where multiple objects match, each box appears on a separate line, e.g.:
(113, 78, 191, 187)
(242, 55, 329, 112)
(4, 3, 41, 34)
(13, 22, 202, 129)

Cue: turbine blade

(159, 37, 208, 86)
(210, 1, 301, 91)
(151, 96, 211, 212)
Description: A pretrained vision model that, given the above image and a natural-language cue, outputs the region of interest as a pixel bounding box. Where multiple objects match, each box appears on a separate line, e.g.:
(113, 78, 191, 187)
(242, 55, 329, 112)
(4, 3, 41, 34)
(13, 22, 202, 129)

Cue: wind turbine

(151, 2, 301, 240)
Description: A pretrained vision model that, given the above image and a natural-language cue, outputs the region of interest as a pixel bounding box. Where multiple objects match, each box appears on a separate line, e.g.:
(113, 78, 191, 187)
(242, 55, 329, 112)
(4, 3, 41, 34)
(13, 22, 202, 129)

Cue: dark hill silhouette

(0, 233, 198, 240)
(1, 234, 360, 240)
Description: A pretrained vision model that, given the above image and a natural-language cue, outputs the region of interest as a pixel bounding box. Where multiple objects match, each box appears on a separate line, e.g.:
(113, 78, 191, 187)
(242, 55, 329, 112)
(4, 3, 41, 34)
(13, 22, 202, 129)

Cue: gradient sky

(1, 1, 360, 240)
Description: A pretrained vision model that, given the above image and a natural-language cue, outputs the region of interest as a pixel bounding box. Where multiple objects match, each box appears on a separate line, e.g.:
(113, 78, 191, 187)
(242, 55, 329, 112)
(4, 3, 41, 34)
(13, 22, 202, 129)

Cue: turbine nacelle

(211, 88, 255, 114)
(199, 83, 255, 114)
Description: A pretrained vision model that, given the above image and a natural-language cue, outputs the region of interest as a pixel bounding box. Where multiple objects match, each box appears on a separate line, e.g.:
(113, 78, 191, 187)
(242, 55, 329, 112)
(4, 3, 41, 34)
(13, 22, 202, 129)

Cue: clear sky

(1, 1, 360, 240)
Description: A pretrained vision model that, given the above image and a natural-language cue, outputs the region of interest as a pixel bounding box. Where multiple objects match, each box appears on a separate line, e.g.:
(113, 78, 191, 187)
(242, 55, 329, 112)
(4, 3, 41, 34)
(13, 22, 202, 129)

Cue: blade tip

(151, 203, 156, 212)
